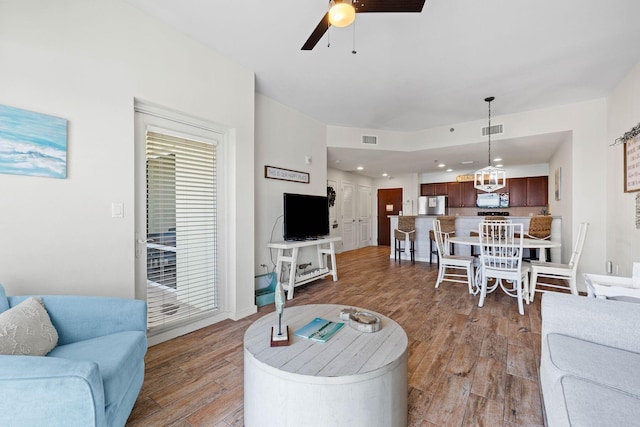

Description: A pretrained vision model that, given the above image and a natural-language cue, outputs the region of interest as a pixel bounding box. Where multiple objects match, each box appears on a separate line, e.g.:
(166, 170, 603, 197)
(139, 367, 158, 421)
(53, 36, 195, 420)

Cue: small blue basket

(255, 272, 277, 307)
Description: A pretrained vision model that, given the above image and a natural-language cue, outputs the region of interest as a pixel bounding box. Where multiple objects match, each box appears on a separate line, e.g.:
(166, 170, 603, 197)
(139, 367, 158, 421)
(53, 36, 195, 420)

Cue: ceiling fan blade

(355, 0, 425, 13)
(301, 13, 330, 50)
(301, 1, 425, 50)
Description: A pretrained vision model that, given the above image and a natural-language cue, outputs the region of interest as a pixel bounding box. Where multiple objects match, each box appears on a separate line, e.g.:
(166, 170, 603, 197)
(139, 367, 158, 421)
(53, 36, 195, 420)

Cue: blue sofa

(0, 284, 147, 427)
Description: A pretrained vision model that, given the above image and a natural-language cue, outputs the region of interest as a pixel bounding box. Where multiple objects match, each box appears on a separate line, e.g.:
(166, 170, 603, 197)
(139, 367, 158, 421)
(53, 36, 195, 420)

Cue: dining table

(448, 236, 561, 262)
(448, 235, 562, 298)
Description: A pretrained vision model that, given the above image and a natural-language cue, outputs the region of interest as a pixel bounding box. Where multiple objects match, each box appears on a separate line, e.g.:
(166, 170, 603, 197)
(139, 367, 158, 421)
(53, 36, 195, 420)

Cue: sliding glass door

(135, 105, 221, 336)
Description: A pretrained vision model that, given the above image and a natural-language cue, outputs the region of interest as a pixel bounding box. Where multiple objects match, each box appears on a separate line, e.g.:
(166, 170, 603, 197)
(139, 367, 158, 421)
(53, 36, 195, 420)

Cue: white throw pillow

(0, 297, 58, 356)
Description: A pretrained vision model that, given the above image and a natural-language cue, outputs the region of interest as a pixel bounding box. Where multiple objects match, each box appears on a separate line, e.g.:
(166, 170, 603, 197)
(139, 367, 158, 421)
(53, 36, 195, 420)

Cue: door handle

(137, 239, 154, 244)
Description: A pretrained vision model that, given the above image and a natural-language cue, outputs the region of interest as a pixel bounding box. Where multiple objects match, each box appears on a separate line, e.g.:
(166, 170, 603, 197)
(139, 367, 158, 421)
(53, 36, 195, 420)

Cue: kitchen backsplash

(449, 206, 549, 217)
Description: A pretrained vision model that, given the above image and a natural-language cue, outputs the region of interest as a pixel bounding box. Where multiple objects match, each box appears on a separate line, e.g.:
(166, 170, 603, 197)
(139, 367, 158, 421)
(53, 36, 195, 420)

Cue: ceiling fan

(302, 0, 426, 50)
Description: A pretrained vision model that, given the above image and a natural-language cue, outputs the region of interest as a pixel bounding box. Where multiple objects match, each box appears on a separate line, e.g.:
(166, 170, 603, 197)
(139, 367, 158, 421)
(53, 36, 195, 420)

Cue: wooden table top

(244, 304, 408, 381)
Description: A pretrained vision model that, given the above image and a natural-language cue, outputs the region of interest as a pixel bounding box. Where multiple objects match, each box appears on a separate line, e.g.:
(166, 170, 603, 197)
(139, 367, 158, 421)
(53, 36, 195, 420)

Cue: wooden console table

(244, 304, 408, 427)
(267, 236, 341, 300)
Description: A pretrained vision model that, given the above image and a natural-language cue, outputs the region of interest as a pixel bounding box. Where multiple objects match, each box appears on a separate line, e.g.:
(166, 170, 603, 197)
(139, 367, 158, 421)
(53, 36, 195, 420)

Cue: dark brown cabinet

(526, 176, 548, 206)
(447, 181, 477, 207)
(508, 178, 527, 207)
(422, 175, 547, 208)
(420, 182, 448, 196)
(508, 176, 548, 207)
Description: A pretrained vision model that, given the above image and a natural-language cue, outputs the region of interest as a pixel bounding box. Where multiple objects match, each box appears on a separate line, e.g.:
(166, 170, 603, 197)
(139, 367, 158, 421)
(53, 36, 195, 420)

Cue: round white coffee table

(243, 304, 408, 427)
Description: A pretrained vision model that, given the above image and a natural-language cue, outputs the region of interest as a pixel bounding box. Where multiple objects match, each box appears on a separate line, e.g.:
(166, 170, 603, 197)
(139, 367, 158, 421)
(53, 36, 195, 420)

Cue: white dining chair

(584, 272, 640, 301)
(528, 222, 589, 302)
(433, 219, 475, 294)
(478, 221, 530, 315)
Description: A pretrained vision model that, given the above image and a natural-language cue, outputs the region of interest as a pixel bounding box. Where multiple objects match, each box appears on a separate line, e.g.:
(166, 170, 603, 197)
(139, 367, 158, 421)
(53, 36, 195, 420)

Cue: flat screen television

(283, 193, 330, 240)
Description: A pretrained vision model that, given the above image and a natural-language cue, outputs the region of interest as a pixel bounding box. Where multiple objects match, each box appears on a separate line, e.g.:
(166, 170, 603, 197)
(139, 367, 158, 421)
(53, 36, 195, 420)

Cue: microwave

(477, 193, 500, 208)
(477, 193, 509, 208)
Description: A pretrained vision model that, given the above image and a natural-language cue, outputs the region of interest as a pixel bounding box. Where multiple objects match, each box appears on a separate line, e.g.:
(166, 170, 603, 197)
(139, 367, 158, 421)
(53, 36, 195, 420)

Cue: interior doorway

(341, 181, 356, 251)
(377, 188, 403, 246)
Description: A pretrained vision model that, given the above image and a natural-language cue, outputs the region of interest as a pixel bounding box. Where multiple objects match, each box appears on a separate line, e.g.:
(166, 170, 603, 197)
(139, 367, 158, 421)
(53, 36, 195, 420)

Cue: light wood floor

(127, 246, 547, 427)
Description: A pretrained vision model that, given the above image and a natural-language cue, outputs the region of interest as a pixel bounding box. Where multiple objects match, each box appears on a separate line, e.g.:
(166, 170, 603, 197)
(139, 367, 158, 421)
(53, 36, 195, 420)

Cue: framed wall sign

(625, 135, 640, 192)
(265, 165, 309, 184)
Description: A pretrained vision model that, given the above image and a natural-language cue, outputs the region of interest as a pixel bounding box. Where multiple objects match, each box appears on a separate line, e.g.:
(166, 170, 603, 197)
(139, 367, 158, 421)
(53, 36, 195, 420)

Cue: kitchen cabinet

(447, 181, 477, 207)
(508, 178, 527, 207)
(526, 176, 548, 206)
(508, 176, 548, 207)
(421, 182, 448, 196)
(422, 175, 547, 208)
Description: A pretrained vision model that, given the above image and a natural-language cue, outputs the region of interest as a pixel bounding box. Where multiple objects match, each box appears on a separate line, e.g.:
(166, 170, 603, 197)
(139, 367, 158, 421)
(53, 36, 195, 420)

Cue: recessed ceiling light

(460, 160, 474, 165)
(356, 166, 364, 170)
(446, 168, 453, 172)
(495, 164, 504, 168)
(382, 173, 388, 177)
(335, 159, 341, 163)
(438, 163, 445, 168)
(494, 157, 502, 162)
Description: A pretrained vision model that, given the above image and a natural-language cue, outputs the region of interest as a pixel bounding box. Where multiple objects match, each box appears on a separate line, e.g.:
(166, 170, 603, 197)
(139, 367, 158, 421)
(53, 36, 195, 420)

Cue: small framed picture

(554, 167, 561, 201)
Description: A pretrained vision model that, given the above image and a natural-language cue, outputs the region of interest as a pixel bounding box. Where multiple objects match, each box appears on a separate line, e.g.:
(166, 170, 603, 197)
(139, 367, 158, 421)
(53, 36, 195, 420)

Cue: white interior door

(341, 181, 356, 252)
(358, 184, 372, 248)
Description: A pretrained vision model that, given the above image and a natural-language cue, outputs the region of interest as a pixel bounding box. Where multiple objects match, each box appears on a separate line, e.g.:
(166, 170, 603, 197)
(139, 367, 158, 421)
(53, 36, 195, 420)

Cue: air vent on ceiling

(481, 124, 503, 137)
(362, 135, 378, 145)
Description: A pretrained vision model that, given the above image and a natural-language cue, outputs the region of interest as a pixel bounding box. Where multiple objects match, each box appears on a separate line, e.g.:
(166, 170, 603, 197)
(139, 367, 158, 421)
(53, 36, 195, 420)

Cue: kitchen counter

(389, 215, 562, 263)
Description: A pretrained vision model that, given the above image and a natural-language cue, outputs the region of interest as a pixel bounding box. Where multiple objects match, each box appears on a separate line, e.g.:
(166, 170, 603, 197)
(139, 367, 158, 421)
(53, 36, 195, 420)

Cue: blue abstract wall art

(0, 104, 67, 178)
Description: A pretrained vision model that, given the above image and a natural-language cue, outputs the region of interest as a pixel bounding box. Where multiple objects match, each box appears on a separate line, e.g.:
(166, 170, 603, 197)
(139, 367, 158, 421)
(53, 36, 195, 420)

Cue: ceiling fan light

(329, 1, 356, 27)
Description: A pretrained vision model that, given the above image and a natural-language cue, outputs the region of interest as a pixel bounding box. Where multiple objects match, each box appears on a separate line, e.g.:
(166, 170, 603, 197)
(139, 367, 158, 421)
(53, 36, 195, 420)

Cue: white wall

(606, 62, 640, 276)
(254, 94, 327, 273)
(548, 135, 573, 263)
(0, 1, 256, 320)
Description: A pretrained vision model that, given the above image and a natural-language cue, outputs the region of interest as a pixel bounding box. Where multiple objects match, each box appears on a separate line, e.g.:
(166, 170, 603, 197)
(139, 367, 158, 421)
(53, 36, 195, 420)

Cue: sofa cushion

(0, 297, 58, 356)
(48, 331, 147, 406)
(547, 333, 640, 398)
(0, 284, 10, 314)
(562, 376, 640, 426)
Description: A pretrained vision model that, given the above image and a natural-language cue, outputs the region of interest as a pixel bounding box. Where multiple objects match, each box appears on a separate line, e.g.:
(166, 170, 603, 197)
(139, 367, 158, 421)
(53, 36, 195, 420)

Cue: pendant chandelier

(474, 96, 506, 193)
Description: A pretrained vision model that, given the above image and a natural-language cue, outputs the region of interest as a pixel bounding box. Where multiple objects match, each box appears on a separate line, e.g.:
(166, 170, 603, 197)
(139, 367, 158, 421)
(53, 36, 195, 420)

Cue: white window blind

(146, 130, 218, 333)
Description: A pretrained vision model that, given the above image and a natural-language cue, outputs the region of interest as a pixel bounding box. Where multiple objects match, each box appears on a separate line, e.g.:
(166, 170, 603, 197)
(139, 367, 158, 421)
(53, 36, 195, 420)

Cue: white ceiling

(328, 131, 569, 178)
(126, 0, 640, 178)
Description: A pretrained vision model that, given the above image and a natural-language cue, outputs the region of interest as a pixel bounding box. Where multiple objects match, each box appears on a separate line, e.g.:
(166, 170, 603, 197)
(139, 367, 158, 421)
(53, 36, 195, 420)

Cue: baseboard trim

(230, 304, 258, 321)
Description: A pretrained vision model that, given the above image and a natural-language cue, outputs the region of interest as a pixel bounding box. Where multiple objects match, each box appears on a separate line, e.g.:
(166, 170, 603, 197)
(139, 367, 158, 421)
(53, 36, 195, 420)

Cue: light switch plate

(111, 203, 124, 218)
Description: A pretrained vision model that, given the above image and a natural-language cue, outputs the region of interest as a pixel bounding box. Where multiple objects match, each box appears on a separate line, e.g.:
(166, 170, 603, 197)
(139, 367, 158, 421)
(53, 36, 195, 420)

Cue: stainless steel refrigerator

(418, 195, 448, 215)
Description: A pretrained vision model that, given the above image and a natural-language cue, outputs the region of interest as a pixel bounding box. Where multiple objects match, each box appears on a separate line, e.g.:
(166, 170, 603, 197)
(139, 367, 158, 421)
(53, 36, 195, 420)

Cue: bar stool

(394, 216, 416, 264)
(525, 215, 553, 261)
(429, 215, 456, 264)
